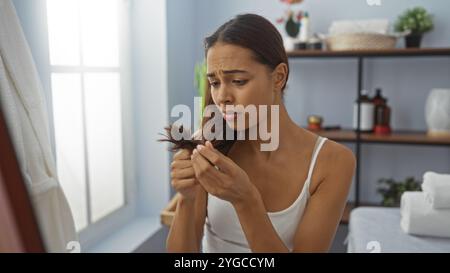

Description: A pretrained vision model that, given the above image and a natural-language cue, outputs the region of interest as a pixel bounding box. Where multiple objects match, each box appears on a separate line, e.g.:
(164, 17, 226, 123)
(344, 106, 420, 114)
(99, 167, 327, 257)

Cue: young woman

(165, 14, 355, 253)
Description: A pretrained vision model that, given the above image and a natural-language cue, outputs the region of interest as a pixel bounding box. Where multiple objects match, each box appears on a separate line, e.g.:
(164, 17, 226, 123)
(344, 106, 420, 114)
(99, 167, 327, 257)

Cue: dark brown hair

(160, 14, 289, 155)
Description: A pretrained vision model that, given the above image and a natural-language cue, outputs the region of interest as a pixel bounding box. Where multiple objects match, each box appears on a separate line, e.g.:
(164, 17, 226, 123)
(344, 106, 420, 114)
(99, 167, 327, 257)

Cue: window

(46, 0, 133, 238)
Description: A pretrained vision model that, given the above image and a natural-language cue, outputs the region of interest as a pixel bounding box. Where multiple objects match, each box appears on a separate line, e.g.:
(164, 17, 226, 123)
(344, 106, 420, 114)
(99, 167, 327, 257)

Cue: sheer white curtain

(0, 0, 76, 252)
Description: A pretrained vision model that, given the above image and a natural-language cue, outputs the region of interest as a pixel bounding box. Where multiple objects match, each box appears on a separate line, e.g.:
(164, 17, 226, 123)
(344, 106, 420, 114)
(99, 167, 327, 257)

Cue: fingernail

(197, 145, 204, 151)
(207, 142, 214, 150)
(193, 149, 198, 154)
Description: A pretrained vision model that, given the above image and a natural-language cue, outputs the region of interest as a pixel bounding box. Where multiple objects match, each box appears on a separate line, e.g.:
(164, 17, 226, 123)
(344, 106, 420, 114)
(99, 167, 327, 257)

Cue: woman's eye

(210, 81, 220, 88)
(232, 79, 248, 86)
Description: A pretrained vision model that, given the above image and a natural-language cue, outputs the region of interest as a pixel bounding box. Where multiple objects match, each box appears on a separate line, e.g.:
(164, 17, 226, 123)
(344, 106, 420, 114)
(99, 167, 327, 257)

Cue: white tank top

(202, 136, 328, 252)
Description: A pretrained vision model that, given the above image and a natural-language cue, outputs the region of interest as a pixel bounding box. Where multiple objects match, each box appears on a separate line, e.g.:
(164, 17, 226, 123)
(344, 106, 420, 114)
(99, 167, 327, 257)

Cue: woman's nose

(216, 85, 233, 104)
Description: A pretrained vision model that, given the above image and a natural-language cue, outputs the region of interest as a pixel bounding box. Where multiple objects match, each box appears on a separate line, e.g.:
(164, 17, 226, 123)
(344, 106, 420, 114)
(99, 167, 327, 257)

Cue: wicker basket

(325, 32, 398, 51)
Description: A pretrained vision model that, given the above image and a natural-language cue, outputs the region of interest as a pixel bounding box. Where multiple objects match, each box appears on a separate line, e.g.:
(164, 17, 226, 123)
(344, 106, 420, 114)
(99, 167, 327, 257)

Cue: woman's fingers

(173, 148, 191, 160)
(171, 178, 197, 191)
(196, 142, 234, 174)
(171, 166, 195, 179)
(205, 141, 214, 149)
(191, 149, 229, 195)
(191, 149, 213, 178)
(170, 159, 192, 170)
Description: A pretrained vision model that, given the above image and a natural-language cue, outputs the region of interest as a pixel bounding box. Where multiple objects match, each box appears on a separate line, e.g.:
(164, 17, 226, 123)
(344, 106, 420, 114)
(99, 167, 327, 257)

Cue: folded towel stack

(400, 172, 450, 238)
(422, 172, 450, 209)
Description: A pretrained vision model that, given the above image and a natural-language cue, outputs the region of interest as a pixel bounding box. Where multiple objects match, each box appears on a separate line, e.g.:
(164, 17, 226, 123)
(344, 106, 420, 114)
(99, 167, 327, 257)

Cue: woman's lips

(222, 112, 238, 121)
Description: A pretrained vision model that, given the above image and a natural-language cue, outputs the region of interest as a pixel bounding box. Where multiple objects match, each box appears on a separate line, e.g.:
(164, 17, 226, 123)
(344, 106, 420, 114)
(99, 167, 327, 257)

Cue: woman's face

(206, 42, 280, 131)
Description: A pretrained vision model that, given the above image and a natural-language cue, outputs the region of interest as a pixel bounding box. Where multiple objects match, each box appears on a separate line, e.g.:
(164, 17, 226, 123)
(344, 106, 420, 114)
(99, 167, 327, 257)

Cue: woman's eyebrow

(207, 69, 249, 77)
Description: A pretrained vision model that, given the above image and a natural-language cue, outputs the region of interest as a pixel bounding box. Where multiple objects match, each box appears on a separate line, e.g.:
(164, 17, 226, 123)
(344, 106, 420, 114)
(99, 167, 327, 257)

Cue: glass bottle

(353, 90, 374, 132)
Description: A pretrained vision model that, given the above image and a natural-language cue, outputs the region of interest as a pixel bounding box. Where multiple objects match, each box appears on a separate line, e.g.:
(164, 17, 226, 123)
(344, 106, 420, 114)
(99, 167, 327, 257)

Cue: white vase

(425, 88, 450, 136)
(283, 36, 296, 51)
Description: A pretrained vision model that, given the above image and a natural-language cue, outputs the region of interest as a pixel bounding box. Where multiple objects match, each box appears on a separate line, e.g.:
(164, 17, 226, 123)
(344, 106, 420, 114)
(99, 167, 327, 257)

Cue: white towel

(0, 0, 77, 252)
(400, 192, 450, 238)
(329, 19, 389, 35)
(422, 172, 450, 209)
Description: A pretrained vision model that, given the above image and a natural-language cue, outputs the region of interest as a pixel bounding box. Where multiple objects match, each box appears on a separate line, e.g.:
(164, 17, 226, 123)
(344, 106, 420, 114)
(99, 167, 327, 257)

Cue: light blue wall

(167, 0, 196, 113)
(166, 0, 197, 196)
(168, 0, 450, 203)
(131, 0, 170, 217)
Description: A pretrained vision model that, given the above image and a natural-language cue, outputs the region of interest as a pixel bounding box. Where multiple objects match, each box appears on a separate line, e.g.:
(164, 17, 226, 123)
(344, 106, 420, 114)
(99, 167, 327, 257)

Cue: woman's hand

(190, 141, 260, 208)
(170, 149, 199, 200)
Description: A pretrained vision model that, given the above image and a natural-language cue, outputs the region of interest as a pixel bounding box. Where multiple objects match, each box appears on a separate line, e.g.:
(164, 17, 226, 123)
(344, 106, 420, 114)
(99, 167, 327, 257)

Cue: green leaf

(394, 6, 434, 34)
(376, 176, 421, 207)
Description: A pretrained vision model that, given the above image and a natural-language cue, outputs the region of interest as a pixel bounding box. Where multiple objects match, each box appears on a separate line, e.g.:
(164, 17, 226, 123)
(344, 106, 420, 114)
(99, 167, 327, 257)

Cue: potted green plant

(377, 176, 421, 207)
(394, 7, 434, 48)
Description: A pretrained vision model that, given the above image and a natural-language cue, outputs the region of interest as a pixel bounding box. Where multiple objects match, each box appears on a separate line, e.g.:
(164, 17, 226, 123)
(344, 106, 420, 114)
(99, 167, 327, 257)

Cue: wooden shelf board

(313, 129, 450, 146)
(287, 47, 450, 58)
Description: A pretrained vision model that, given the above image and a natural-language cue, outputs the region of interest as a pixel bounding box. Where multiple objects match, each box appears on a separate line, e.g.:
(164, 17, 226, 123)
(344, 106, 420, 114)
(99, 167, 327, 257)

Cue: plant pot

(405, 34, 422, 48)
(283, 36, 297, 51)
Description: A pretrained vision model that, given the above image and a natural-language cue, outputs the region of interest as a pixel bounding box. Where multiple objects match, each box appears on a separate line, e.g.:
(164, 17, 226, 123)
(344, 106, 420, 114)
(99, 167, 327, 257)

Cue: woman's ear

(272, 63, 288, 92)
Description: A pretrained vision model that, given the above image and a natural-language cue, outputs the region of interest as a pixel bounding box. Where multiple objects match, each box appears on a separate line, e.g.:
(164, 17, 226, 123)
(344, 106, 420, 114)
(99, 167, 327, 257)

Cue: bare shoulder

(322, 139, 356, 169)
(311, 137, 356, 192)
(300, 128, 355, 169)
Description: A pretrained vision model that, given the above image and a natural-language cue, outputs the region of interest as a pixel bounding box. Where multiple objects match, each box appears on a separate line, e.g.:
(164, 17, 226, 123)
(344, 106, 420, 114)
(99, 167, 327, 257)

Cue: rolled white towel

(400, 191, 450, 238)
(422, 172, 450, 209)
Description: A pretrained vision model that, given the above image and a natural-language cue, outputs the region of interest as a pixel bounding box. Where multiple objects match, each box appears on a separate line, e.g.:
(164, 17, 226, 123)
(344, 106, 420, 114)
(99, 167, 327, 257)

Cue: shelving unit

(287, 47, 450, 210)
